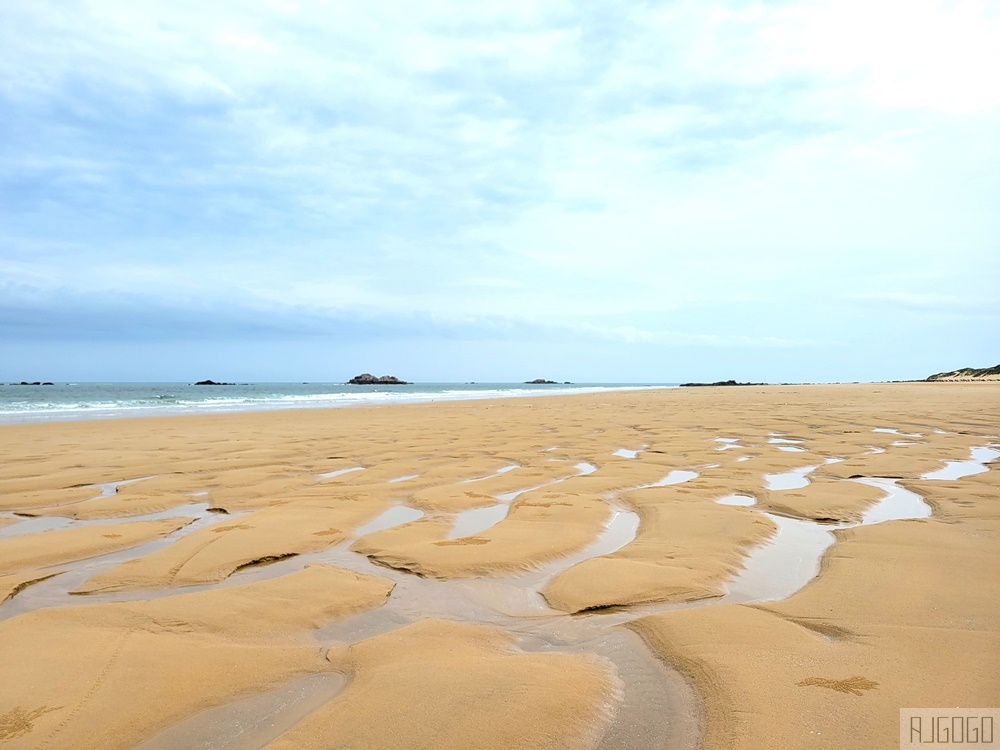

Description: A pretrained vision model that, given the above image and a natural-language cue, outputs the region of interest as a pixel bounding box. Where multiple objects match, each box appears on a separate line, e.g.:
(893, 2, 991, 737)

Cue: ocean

(0, 382, 677, 424)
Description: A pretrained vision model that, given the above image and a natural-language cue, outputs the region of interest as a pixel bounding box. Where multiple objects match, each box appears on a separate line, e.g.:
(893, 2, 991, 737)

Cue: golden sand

(0, 565, 393, 748)
(0, 382, 997, 749)
(0, 518, 193, 576)
(266, 619, 620, 750)
(0, 570, 62, 605)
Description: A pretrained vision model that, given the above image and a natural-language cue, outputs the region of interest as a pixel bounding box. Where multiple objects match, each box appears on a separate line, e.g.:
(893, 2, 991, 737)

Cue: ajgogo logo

(900, 709, 999, 748)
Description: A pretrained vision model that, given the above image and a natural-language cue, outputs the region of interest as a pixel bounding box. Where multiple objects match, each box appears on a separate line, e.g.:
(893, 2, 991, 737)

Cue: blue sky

(2, 0, 998, 382)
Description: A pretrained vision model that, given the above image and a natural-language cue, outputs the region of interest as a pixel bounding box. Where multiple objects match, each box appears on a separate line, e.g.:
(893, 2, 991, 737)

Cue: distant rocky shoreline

(680, 379, 767, 387)
(926, 364, 1000, 382)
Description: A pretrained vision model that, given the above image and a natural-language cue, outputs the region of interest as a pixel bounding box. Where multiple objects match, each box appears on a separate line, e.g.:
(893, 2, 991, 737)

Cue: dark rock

(348, 373, 411, 385)
(524, 379, 558, 384)
(194, 379, 235, 386)
(680, 379, 768, 387)
(42, 382, 54, 386)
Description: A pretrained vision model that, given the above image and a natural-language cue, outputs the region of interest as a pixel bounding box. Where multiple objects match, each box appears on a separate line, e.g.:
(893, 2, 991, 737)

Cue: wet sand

(0, 382, 997, 749)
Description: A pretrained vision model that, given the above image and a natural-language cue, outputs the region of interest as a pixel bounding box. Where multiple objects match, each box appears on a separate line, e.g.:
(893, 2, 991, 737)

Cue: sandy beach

(0, 382, 998, 749)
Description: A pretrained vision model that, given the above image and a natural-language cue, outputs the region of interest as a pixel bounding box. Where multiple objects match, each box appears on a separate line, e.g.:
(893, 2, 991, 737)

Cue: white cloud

(759, 0, 1000, 114)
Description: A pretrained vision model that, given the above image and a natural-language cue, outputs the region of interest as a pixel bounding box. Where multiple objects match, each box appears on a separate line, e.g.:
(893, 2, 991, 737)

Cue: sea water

(0, 382, 676, 423)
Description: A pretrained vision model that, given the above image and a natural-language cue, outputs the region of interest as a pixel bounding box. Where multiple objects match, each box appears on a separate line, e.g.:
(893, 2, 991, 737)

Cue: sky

(1, 0, 998, 383)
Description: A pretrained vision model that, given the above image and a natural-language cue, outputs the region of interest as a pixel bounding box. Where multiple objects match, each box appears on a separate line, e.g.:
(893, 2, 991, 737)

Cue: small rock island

(524, 379, 559, 384)
(194, 380, 235, 386)
(348, 373, 411, 385)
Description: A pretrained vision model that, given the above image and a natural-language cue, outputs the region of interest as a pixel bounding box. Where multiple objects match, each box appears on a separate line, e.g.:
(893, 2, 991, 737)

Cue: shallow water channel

(4, 441, 998, 750)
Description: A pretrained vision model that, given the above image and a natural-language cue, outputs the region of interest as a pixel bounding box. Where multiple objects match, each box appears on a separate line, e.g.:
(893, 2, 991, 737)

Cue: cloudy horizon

(2, 0, 998, 383)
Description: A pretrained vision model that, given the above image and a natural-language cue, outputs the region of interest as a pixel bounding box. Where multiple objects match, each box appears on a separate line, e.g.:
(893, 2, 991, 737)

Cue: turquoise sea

(0, 382, 677, 423)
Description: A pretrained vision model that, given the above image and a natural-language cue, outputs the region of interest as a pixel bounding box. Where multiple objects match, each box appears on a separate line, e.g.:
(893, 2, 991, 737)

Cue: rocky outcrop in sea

(348, 373, 411, 385)
(680, 379, 767, 387)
